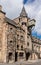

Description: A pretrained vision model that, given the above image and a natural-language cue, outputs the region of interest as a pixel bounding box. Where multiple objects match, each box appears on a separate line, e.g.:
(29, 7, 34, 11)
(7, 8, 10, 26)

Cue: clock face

(31, 20, 34, 23)
(31, 20, 35, 26)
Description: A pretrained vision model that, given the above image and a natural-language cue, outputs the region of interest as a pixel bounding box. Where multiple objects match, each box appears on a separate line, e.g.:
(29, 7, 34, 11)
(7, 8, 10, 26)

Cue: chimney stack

(0, 5, 2, 11)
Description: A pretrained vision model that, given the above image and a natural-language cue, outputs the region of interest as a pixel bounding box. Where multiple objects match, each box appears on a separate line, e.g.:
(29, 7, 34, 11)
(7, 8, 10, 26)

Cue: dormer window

(22, 22, 26, 26)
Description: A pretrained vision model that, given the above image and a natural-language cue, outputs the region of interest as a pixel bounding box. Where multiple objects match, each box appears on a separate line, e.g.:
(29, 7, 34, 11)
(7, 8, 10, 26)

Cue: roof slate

(5, 17, 25, 32)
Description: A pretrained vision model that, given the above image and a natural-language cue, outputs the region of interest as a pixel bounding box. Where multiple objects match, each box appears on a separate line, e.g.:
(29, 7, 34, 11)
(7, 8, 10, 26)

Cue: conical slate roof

(20, 6, 27, 17)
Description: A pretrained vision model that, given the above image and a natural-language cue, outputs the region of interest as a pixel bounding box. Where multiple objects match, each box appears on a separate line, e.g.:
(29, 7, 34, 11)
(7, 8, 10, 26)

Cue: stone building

(0, 5, 41, 63)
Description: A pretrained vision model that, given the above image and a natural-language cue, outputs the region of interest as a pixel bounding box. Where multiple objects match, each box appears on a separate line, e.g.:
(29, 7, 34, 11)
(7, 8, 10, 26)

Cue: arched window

(17, 45, 19, 50)
(21, 45, 23, 50)
(22, 22, 26, 26)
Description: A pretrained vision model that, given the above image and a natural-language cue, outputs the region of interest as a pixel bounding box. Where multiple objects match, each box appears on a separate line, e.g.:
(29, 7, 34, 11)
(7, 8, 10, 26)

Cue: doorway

(15, 52, 18, 62)
(7, 52, 13, 63)
(26, 52, 30, 60)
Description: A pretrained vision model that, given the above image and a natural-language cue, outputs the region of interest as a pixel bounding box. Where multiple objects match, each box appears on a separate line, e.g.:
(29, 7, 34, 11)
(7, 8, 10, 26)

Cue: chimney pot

(0, 5, 2, 10)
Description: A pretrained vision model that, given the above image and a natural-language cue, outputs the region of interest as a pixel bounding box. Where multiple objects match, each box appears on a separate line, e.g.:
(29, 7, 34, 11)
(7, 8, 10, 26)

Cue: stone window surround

(27, 42, 29, 46)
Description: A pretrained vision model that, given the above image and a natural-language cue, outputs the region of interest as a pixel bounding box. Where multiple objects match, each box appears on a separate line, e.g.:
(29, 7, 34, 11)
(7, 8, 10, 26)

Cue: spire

(20, 6, 27, 17)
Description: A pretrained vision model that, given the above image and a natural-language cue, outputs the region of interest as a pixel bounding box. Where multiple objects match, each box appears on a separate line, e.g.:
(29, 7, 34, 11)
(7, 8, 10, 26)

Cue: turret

(19, 6, 36, 51)
(27, 18, 36, 33)
(19, 6, 28, 49)
(19, 6, 27, 28)
(27, 19, 36, 27)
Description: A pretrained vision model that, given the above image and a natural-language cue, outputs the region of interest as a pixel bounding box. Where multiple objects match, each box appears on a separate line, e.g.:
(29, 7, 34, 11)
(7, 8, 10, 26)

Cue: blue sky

(0, 0, 41, 39)
(23, 0, 35, 4)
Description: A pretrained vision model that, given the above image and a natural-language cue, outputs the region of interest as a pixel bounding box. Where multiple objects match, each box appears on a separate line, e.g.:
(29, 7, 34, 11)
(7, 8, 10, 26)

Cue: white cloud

(0, 0, 23, 19)
(0, 0, 41, 35)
